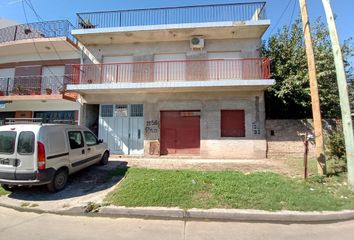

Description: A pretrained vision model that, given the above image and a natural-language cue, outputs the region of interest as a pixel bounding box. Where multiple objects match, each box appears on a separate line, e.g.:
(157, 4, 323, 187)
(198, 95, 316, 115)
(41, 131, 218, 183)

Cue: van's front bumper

(0, 168, 56, 186)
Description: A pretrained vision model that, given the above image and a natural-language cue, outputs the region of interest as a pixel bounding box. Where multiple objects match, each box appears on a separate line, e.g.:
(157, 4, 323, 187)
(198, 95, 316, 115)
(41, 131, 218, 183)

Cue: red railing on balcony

(0, 75, 67, 96)
(67, 58, 270, 85)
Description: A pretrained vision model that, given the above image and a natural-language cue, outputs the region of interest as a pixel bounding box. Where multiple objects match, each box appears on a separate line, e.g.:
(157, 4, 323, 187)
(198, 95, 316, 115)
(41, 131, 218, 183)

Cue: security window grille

(101, 105, 113, 117)
(115, 105, 128, 117)
(130, 104, 144, 117)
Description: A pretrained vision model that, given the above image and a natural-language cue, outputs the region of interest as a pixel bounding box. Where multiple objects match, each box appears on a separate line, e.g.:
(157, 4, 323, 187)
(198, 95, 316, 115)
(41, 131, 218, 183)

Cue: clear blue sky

(0, 0, 353, 42)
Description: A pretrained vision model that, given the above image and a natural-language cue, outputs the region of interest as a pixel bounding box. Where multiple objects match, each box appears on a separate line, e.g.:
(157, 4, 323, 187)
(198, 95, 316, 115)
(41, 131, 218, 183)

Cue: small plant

(85, 202, 102, 213)
(13, 83, 23, 95)
(325, 127, 347, 175)
(45, 88, 52, 95)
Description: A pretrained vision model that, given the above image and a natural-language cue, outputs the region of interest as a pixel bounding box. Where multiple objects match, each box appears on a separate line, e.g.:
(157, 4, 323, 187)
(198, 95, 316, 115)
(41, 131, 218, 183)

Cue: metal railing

(76, 2, 266, 29)
(67, 58, 270, 85)
(0, 75, 68, 96)
(0, 20, 76, 44)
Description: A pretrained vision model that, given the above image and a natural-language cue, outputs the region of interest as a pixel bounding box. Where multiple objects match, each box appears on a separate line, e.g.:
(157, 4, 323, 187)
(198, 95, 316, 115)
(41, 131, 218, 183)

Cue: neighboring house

(0, 19, 82, 125)
(66, 2, 275, 158)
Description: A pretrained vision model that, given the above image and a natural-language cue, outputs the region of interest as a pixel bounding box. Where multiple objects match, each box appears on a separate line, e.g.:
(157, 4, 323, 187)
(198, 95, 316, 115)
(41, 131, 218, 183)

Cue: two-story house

(0, 19, 82, 125)
(67, 2, 275, 158)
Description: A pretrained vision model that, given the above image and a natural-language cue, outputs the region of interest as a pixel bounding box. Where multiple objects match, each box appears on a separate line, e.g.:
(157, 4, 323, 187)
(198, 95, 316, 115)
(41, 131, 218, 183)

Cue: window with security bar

(115, 104, 128, 117)
(101, 105, 113, 117)
(130, 104, 144, 117)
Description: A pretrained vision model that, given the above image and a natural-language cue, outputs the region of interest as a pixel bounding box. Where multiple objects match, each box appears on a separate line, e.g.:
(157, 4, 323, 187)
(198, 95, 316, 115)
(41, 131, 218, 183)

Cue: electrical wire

(268, 0, 295, 36)
(21, 0, 68, 87)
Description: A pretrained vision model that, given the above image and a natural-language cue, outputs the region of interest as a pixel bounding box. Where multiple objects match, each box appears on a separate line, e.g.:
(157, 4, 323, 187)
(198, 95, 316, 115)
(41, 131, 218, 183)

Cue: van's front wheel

(100, 151, 109, 165)
(47, 169, 68, 193)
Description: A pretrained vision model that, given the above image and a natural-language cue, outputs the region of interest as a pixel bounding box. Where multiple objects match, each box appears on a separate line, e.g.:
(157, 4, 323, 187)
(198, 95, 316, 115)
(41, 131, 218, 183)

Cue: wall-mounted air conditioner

(190, 37, 205, 49)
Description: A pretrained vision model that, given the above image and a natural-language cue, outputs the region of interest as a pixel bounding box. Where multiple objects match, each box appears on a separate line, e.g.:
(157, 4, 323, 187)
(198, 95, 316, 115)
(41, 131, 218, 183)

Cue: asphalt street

(0, 206, 354, 240)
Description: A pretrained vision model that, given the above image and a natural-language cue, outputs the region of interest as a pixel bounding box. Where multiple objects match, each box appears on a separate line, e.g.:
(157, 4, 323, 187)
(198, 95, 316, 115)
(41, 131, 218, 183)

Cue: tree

(263, 17, 354, 119)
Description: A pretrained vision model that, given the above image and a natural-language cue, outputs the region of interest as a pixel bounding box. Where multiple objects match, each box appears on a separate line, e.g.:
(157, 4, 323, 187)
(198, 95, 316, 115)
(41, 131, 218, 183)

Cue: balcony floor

(0, 37, 78, 57)
(72, 20, 270, 44)
(67, 79, 275, 94)
(0, 93, 77, 102)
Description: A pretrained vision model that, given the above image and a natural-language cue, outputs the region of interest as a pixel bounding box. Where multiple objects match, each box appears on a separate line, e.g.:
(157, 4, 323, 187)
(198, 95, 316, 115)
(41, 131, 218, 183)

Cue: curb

(96, 206, 354, 223)
(1, 201, 354, 223)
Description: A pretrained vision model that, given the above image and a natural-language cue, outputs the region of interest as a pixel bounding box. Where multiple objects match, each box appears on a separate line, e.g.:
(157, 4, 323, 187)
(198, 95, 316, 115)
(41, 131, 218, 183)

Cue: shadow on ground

(6, 161, 129, 201)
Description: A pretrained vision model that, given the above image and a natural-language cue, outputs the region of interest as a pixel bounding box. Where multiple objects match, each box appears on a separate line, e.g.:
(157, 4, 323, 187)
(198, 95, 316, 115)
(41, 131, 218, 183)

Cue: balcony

(0, 20, 78, 57)
(73, 2, 270, 44)
(0, 75, 77, 101)
(66, 58, 274, 94)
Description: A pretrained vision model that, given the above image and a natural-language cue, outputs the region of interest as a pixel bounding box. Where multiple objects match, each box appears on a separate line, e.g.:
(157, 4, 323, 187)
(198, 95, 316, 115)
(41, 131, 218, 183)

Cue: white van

(0, 124, 110, 192)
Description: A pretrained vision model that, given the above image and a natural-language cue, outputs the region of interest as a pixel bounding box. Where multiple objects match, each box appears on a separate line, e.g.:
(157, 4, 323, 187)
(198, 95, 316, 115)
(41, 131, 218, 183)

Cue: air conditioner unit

(190, 37, 205, 49)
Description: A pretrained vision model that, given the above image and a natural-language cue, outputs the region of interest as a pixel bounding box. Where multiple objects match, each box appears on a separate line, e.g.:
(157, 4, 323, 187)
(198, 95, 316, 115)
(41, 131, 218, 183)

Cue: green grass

(105, 168, 354, 211)
(0, 187, 8, 196)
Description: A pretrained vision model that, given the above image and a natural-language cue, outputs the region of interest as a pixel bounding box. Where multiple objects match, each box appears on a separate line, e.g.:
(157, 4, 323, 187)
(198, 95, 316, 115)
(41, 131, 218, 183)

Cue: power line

(288, 0, 297, 31)
(21, 0, 65, 88)
(24, 0, 65, 64)
(268, 0, 295, 36)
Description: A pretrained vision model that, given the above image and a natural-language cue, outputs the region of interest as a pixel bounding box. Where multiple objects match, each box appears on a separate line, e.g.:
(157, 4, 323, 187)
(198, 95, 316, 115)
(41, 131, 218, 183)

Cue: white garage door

(99, 104, 144, 155)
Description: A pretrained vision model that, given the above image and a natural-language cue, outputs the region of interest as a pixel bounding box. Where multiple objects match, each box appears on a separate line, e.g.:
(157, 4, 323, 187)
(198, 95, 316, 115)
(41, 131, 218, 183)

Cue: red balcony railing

(0, 75, 67, 96)
(67, 58, 270, 85)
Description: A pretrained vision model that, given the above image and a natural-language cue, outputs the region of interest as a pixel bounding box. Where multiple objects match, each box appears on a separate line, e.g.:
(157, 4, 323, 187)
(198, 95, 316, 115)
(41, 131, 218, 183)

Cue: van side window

(68, 131, 84, 149)
(84, 131, 98, 146)
(17, 131, 35, 155)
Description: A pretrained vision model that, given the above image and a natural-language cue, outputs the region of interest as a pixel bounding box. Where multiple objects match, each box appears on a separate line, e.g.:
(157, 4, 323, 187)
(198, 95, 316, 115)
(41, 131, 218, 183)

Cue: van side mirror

(98, 139, 104, 144)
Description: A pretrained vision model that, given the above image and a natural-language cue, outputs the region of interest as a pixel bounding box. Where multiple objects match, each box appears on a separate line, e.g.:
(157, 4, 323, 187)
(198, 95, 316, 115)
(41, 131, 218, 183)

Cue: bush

(325, 127, 347, 174)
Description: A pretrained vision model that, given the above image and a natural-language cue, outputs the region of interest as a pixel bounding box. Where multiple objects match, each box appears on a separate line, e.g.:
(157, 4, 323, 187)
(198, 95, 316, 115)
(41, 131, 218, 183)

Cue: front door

(67, 130, 87, 169)
(99, 104, 144, 155)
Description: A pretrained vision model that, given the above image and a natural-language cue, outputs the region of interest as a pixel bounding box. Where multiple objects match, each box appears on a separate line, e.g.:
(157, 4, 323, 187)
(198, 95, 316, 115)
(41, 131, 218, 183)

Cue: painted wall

(84, 90, 266, 159)
(83, 38, 261, 64)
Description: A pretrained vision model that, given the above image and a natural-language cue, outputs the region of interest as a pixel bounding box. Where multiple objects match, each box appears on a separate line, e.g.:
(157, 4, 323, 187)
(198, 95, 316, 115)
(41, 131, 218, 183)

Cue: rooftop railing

(76, 2, 266, 29)
(67, 58, 270, 85)
(0, 20, 76, 44)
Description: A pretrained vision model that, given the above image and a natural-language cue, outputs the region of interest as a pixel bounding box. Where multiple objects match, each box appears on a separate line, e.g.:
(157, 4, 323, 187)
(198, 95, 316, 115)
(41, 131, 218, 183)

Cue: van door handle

(87, 147, 91, 151)
(82, 149, 85, 154)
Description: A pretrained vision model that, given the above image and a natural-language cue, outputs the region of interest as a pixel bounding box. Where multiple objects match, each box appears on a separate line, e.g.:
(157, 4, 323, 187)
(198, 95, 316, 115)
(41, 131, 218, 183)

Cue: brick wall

(265, 119, 337, 159)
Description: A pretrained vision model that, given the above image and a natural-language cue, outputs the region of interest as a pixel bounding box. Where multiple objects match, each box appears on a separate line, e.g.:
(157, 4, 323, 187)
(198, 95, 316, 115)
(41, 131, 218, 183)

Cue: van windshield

(0, 131, 17, 154)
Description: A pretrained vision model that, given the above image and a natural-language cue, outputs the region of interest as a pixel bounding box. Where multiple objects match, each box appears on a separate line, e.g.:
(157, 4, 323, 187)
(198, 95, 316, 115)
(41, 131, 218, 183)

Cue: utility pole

(322, 0, 354, 188)
(299, 0, 326, 176)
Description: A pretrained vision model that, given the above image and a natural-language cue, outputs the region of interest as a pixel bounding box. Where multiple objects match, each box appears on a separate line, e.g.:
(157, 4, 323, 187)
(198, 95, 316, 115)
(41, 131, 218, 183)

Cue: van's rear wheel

(100, 151, 109, 165)
(47, 169, 68, 193)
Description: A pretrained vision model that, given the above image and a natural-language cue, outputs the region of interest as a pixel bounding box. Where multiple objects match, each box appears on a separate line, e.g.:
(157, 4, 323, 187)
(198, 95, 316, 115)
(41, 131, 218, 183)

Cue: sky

(0, 0, 353, 43)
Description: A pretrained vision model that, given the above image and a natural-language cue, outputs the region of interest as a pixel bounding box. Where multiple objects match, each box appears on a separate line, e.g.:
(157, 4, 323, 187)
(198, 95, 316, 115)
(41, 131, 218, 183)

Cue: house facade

(0, 20, 82, 125)
(66, 2, 275, 159)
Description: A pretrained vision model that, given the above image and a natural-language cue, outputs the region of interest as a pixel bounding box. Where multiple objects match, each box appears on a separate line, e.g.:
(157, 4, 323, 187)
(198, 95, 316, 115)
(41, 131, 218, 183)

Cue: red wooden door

(160, 111, 200, 155)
